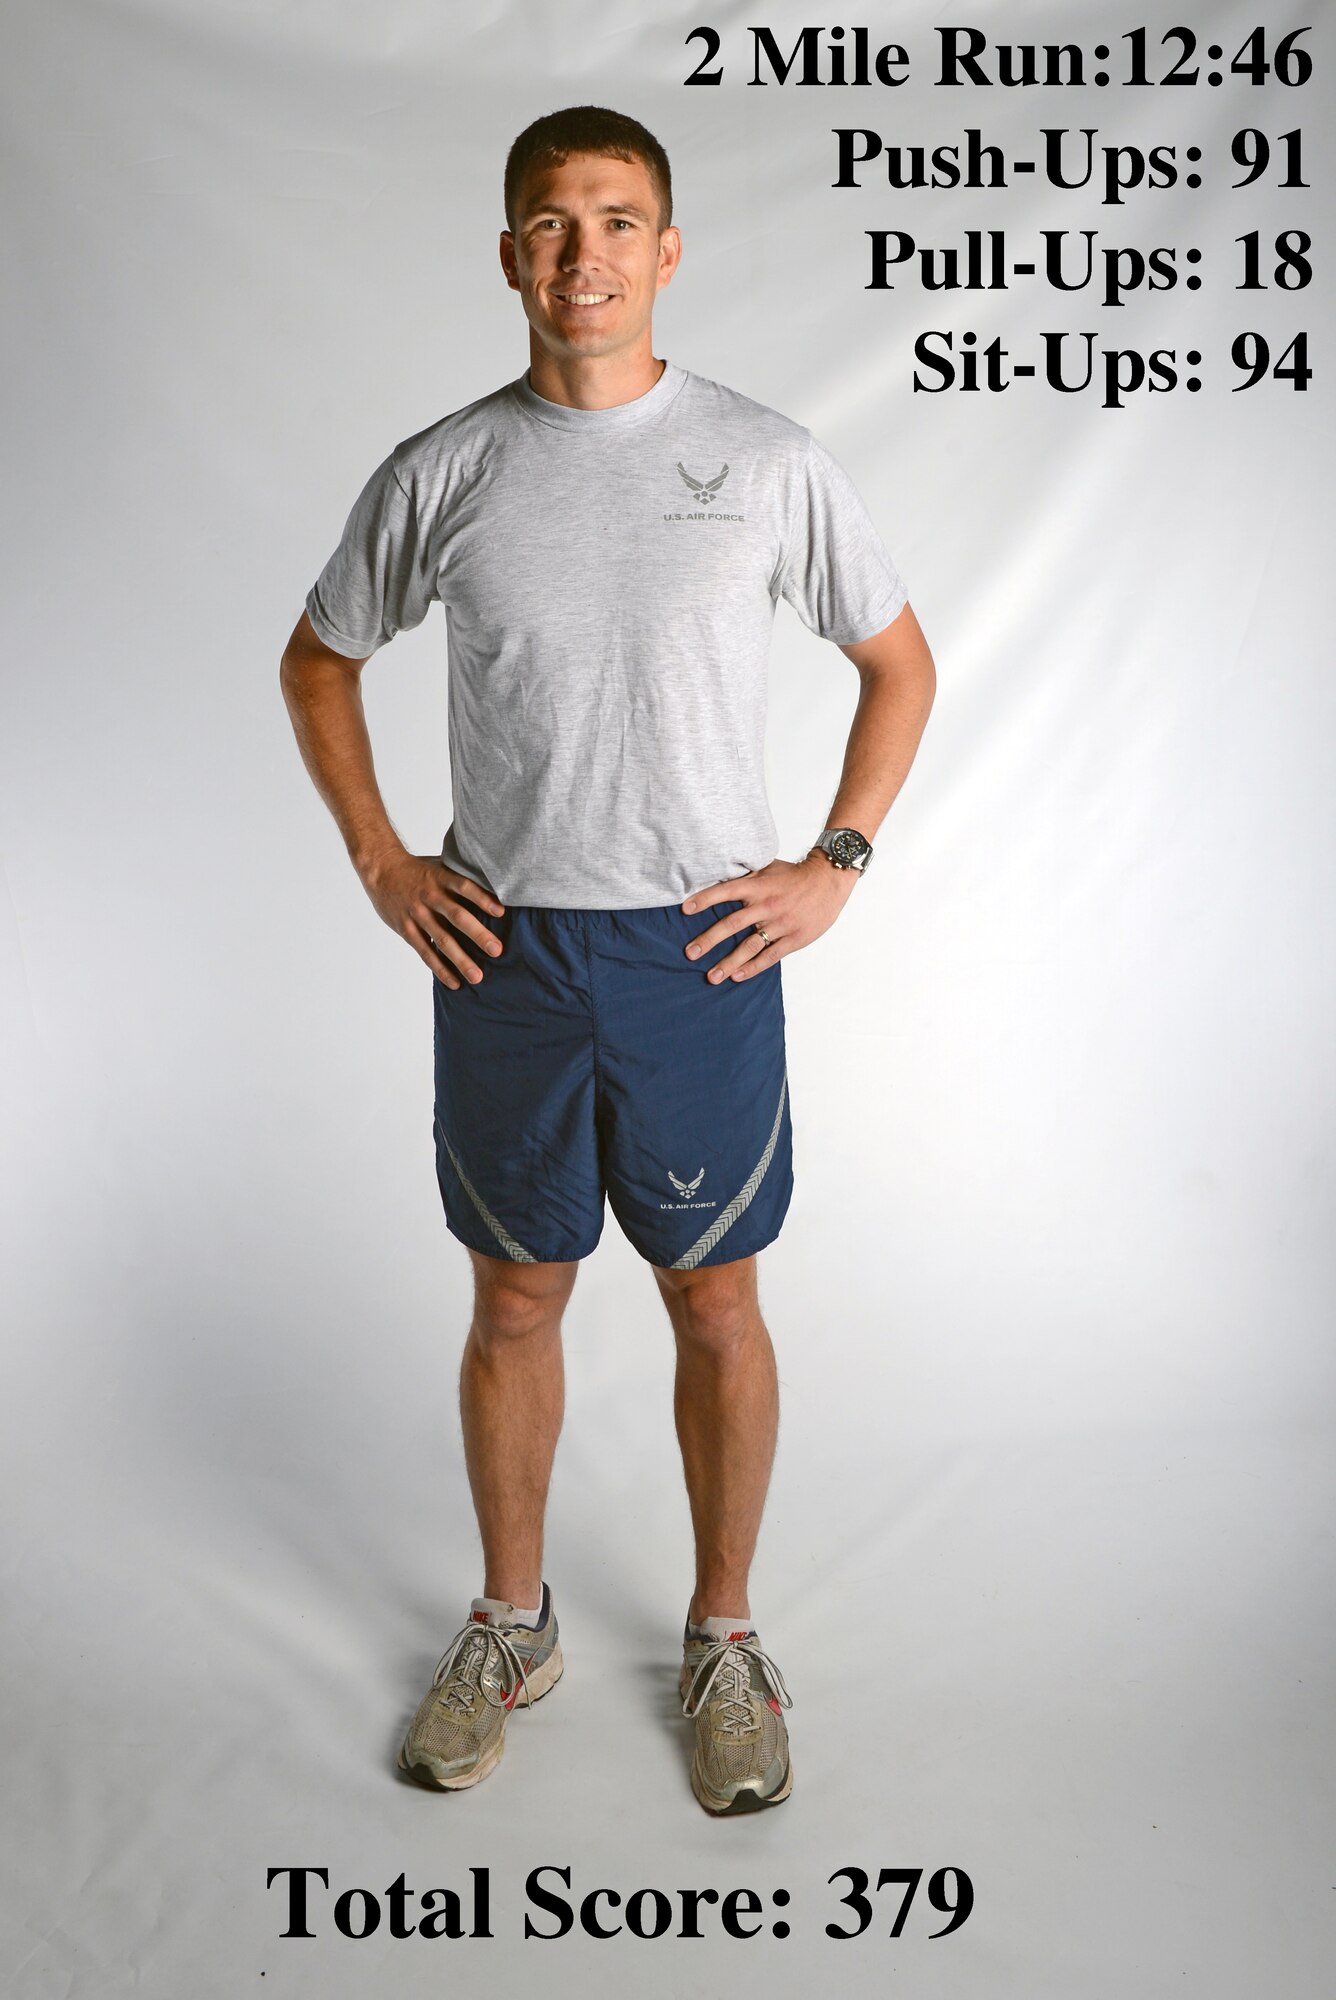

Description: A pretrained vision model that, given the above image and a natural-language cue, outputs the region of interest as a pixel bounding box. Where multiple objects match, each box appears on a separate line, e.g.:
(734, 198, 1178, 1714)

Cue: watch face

(829, 830, 869, 867)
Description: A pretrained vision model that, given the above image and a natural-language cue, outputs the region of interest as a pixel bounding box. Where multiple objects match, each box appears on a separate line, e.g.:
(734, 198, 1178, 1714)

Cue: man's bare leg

(458, 1247, 578, 1607)
(652, 1254, 779, 1624)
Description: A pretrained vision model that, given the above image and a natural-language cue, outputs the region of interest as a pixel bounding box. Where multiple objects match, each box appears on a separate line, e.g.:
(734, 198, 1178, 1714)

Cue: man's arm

(280, 610, 398, 876)
(279, 610, 505, 988)
(678, 600, 936, 980)
(824, 598, 936, 848)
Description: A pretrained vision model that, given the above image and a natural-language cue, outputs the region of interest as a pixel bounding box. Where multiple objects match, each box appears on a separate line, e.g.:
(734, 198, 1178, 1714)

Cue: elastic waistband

(502, 899, 742, 927)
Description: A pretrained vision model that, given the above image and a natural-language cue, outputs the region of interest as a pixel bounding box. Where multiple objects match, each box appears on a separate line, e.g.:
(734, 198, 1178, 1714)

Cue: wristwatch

(811, 826, 874, 873)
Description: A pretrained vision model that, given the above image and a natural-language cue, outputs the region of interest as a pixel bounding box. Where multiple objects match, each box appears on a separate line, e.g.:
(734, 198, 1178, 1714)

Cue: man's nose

(560, 221, 598, 268)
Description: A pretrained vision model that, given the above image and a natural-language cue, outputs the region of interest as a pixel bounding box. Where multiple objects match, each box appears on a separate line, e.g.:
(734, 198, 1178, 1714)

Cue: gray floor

(5, 1302, 1331, 1996)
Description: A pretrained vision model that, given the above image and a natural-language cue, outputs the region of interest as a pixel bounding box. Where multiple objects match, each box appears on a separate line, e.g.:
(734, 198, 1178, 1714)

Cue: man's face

(500, 151, 680, 365)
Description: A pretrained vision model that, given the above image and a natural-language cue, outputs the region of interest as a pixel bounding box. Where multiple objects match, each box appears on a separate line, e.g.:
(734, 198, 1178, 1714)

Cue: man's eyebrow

(524, 200, 652, 221)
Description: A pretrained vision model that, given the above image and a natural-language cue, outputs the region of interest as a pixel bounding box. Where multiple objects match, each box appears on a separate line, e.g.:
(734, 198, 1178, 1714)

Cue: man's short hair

(504, 106, 673, 234)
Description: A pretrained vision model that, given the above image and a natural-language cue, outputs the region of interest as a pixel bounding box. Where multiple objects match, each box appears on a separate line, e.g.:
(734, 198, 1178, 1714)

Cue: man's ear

(656, 225, 682, 291)
(499, 230, 520, 292)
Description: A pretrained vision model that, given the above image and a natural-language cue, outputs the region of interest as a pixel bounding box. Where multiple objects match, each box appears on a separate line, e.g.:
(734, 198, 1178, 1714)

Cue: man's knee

(653, 1255, 760, 1350)
(467, 1248, 578, 1345)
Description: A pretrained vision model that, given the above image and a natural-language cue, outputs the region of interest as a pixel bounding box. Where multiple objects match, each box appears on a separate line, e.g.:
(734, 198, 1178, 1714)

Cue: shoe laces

(430, 1621, 532, 1718)
(682, 1634, 793, 1737)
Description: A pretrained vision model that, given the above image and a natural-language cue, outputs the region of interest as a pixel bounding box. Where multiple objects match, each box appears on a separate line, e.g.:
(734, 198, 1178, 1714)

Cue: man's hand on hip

(681, 852, 859, 982)
(361, 851, 506, 990)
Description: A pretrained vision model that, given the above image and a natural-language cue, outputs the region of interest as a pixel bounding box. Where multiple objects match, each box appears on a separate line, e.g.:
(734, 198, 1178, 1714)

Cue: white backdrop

(3, 1, 1333, 1993)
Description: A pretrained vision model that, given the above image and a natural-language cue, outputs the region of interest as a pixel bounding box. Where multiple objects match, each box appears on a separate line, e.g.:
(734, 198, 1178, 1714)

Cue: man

(280, 105, 935, 1814)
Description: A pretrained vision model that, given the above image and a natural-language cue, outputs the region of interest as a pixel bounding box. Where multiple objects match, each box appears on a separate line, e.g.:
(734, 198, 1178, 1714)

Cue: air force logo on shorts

(431, 900, 792, 1268)
(665, 1166, 709, 1209)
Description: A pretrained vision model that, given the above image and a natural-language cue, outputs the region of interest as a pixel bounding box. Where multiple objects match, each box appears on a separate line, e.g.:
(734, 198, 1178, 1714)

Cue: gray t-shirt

(305, 359, 907, 908)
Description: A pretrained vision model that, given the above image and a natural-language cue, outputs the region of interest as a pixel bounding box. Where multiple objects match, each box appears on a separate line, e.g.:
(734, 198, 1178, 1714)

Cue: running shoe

(679, 1615, 793, 1812)
(398, 1582, 562, 1790)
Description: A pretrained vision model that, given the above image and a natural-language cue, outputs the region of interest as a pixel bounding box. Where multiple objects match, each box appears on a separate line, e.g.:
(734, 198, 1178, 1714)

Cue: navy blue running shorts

(431, 898, 793, 1269)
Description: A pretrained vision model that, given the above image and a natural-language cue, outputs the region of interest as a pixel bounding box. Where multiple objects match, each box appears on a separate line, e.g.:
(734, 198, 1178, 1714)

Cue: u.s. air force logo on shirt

(664, 461, 745, 524)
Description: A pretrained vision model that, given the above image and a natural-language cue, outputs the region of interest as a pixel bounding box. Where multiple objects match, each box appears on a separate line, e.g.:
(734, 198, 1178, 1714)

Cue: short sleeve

(304, 449, 436, 658)
(776, 436, 908, 645)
